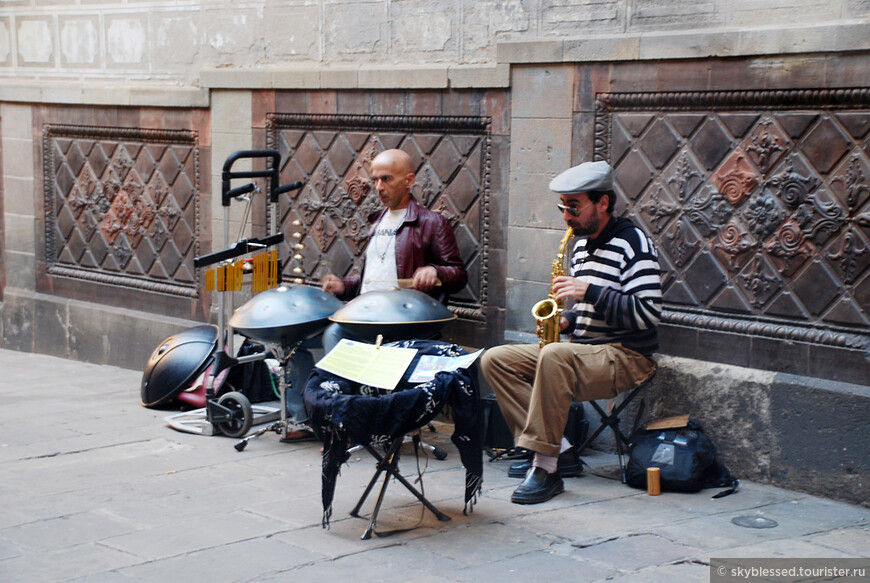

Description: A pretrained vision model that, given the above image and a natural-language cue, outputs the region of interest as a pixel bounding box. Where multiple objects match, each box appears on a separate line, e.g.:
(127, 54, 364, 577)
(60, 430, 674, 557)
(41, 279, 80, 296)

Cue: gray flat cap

(549, 161, 613, 194)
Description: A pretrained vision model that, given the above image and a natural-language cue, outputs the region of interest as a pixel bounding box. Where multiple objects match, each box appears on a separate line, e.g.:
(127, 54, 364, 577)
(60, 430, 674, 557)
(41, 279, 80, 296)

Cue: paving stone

(570, 532, 700, 572)
(603, 561, 711, 583)
(0, 538, 22, 562)
(454, 549, 618, 582)
(118, 537, 324, 583)
(0, 543, 142, 582)
(405, 520, 554, 566)
(2, 511, 141, 551)
(710, 538, 859, 559)
(809, 525, 870, 557)
(513, 492, 699, 544)
(99, 510, 288, 561)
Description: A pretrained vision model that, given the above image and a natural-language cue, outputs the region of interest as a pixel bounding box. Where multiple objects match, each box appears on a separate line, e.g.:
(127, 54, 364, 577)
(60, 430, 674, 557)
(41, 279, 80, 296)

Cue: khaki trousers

(480, 342, 656, 457)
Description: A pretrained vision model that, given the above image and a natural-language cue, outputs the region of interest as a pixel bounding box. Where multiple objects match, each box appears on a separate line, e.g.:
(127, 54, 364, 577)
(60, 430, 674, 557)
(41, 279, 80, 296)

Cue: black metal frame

(195, 149, 303, 439)
(576, 374, 654, 484)
(350, 435, 451, 540)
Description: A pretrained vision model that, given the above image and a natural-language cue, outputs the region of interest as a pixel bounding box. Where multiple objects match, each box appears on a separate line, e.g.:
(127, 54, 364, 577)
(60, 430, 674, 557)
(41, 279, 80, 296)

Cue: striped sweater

(562, 216, 662, 356)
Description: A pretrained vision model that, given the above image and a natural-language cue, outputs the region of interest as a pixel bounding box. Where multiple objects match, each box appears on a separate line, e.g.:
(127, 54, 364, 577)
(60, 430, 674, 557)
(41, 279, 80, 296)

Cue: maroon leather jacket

(338, 199, 468, 303)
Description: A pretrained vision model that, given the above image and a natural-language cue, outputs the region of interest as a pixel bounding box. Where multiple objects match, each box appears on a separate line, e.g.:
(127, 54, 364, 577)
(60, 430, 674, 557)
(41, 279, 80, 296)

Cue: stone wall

(1, 1, 866, 89)
(501, 55, 870, 386)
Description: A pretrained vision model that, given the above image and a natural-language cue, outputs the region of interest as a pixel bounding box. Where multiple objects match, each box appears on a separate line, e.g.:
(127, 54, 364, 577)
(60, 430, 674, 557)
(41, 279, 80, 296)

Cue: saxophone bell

(531, 297, 561, 347)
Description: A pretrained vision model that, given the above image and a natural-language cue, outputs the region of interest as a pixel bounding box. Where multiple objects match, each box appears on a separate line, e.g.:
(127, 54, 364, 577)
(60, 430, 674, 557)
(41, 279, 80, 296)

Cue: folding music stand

(350, 435, 451, 540)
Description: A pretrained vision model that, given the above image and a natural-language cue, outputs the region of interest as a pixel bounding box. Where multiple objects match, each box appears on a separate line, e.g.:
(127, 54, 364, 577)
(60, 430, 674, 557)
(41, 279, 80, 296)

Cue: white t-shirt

(361, 209, 407, 294)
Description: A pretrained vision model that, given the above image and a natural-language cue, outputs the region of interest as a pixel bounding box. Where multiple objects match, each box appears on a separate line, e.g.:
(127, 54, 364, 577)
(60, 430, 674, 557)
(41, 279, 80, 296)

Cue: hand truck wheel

(215, 391, 253, 438)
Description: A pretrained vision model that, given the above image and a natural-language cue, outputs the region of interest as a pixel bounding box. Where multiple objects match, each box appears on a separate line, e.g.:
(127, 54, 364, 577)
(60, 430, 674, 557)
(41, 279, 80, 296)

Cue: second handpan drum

(328, 288, 456, 340)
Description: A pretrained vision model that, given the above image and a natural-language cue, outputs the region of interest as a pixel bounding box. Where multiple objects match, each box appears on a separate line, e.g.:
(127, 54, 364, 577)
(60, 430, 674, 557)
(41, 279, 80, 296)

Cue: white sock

(560, 437, 572, 453)
(532, 453, 558, 474)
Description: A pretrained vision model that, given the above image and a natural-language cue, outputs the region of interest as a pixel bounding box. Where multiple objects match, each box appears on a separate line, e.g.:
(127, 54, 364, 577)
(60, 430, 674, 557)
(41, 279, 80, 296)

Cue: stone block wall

(1, 1, 869, 90)
(1, 103, 212, 367)
(502, 53, 870, 387)
(248, 88, 511, 349)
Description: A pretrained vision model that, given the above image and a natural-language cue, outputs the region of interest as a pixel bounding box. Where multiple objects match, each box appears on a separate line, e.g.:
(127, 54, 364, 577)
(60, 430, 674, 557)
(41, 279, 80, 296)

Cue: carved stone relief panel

(266, 114, 490, 320)
(42, 124, 201, 297)
(595, 90, 870, 352)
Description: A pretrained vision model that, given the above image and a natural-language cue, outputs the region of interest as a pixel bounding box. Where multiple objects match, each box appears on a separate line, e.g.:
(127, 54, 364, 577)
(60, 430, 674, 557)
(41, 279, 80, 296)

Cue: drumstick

(367, 278, 442, 288)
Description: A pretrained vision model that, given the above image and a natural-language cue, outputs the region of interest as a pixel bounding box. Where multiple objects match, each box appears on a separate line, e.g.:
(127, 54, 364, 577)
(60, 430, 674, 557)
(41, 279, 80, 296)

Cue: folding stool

(575, 371, 656, 483)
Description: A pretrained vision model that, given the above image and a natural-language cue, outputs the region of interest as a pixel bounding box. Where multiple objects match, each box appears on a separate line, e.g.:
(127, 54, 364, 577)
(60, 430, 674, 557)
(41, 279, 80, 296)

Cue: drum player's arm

(419, 214, 467, 295)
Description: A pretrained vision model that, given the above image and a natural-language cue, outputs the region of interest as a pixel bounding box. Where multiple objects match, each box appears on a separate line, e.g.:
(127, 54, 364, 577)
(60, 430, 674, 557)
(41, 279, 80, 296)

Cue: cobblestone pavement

(0, 349, 867, 582)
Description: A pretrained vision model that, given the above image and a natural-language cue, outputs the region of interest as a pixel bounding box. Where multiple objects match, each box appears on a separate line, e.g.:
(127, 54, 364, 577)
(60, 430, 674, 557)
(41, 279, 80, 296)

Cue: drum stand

(233, 341, 308, 451)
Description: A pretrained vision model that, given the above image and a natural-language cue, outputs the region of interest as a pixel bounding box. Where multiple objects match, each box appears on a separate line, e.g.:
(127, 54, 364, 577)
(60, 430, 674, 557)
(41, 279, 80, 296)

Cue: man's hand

(321, 274, 345, 295)
(551, 275, 588, 303)
(411, 266, 440, 292)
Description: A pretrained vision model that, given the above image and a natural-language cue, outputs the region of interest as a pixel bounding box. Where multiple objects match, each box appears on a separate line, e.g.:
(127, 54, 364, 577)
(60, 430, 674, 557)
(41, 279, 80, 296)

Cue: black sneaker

(507, 447, 583, 478)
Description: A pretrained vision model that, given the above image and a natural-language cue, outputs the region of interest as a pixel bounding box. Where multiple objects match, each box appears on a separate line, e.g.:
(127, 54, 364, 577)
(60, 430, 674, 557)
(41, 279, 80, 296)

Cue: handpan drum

(329, 288, 456, 340)
(229, 285, 344, 346)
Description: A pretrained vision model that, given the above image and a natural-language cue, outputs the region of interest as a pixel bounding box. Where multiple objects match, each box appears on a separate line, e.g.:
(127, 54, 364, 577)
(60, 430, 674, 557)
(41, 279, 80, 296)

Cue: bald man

(319, 148, 468, 351)
(283, 149, 467, 439)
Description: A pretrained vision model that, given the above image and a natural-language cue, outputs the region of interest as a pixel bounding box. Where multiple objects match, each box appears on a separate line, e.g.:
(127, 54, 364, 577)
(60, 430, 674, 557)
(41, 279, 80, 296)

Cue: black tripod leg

(349, 445, 391, 518)
(361, 467, 394, 540)
(234, 421, 281, 452)
(353, 441, 451, 540)
(356, 442, 403, 540)
(576, 400, 613, 452)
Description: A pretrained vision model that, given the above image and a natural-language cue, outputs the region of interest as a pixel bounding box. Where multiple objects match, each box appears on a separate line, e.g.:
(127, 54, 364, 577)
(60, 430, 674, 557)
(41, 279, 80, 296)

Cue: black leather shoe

(508, 448, 582, 478)
(511, 467, 564, 504)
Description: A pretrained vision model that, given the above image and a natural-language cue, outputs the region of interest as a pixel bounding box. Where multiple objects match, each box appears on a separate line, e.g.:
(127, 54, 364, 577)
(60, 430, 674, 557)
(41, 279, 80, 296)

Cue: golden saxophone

(531, 227, 574, 347)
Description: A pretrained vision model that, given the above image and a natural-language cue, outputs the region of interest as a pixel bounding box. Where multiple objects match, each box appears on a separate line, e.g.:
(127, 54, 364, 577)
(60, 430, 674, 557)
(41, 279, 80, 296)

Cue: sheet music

(315, 339, 417, 391)
(406, 349, 484, 384)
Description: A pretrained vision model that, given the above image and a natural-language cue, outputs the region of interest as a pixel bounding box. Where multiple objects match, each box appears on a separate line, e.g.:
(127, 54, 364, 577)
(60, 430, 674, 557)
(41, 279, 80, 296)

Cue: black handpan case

(140, 325, 218, 408)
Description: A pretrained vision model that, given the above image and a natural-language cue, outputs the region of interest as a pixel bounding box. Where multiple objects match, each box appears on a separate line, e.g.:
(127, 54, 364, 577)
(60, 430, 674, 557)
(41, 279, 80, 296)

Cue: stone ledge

(358, 65, 449, 89)
(201, 64, 499, 90)
(0, 288, 202, 370)
(0, 81, 210, 108)
(448, 64, 510, 88)
(646, 355, 869, 507)
(499, 21, 870, 63)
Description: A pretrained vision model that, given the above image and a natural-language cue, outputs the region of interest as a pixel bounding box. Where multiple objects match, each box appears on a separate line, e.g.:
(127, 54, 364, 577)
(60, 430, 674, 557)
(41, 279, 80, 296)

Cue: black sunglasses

(556, 202, 593, 217)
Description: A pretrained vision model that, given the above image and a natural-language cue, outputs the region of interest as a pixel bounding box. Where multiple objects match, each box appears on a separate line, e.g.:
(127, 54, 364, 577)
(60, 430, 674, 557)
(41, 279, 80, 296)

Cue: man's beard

(568, 215, 601, 237)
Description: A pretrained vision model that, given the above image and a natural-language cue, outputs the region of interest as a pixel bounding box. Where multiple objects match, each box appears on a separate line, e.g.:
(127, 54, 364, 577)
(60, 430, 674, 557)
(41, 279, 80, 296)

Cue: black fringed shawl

(302, 340, 483, 528)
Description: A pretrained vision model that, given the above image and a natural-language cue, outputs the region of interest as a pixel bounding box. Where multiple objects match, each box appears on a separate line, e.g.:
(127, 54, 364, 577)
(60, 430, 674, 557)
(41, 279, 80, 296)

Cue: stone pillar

(210, 90, 254, 250)
(505, 64, 575, 337)
(1, 103, 35, 290)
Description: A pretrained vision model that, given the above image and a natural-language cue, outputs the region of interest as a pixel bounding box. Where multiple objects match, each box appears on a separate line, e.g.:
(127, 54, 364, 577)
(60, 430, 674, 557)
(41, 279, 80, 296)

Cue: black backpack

(626, 418, 738, 498)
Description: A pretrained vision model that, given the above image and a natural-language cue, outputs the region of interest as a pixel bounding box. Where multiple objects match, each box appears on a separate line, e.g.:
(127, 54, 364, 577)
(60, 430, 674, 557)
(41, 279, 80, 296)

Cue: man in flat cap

(480, 160, 663, 504)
